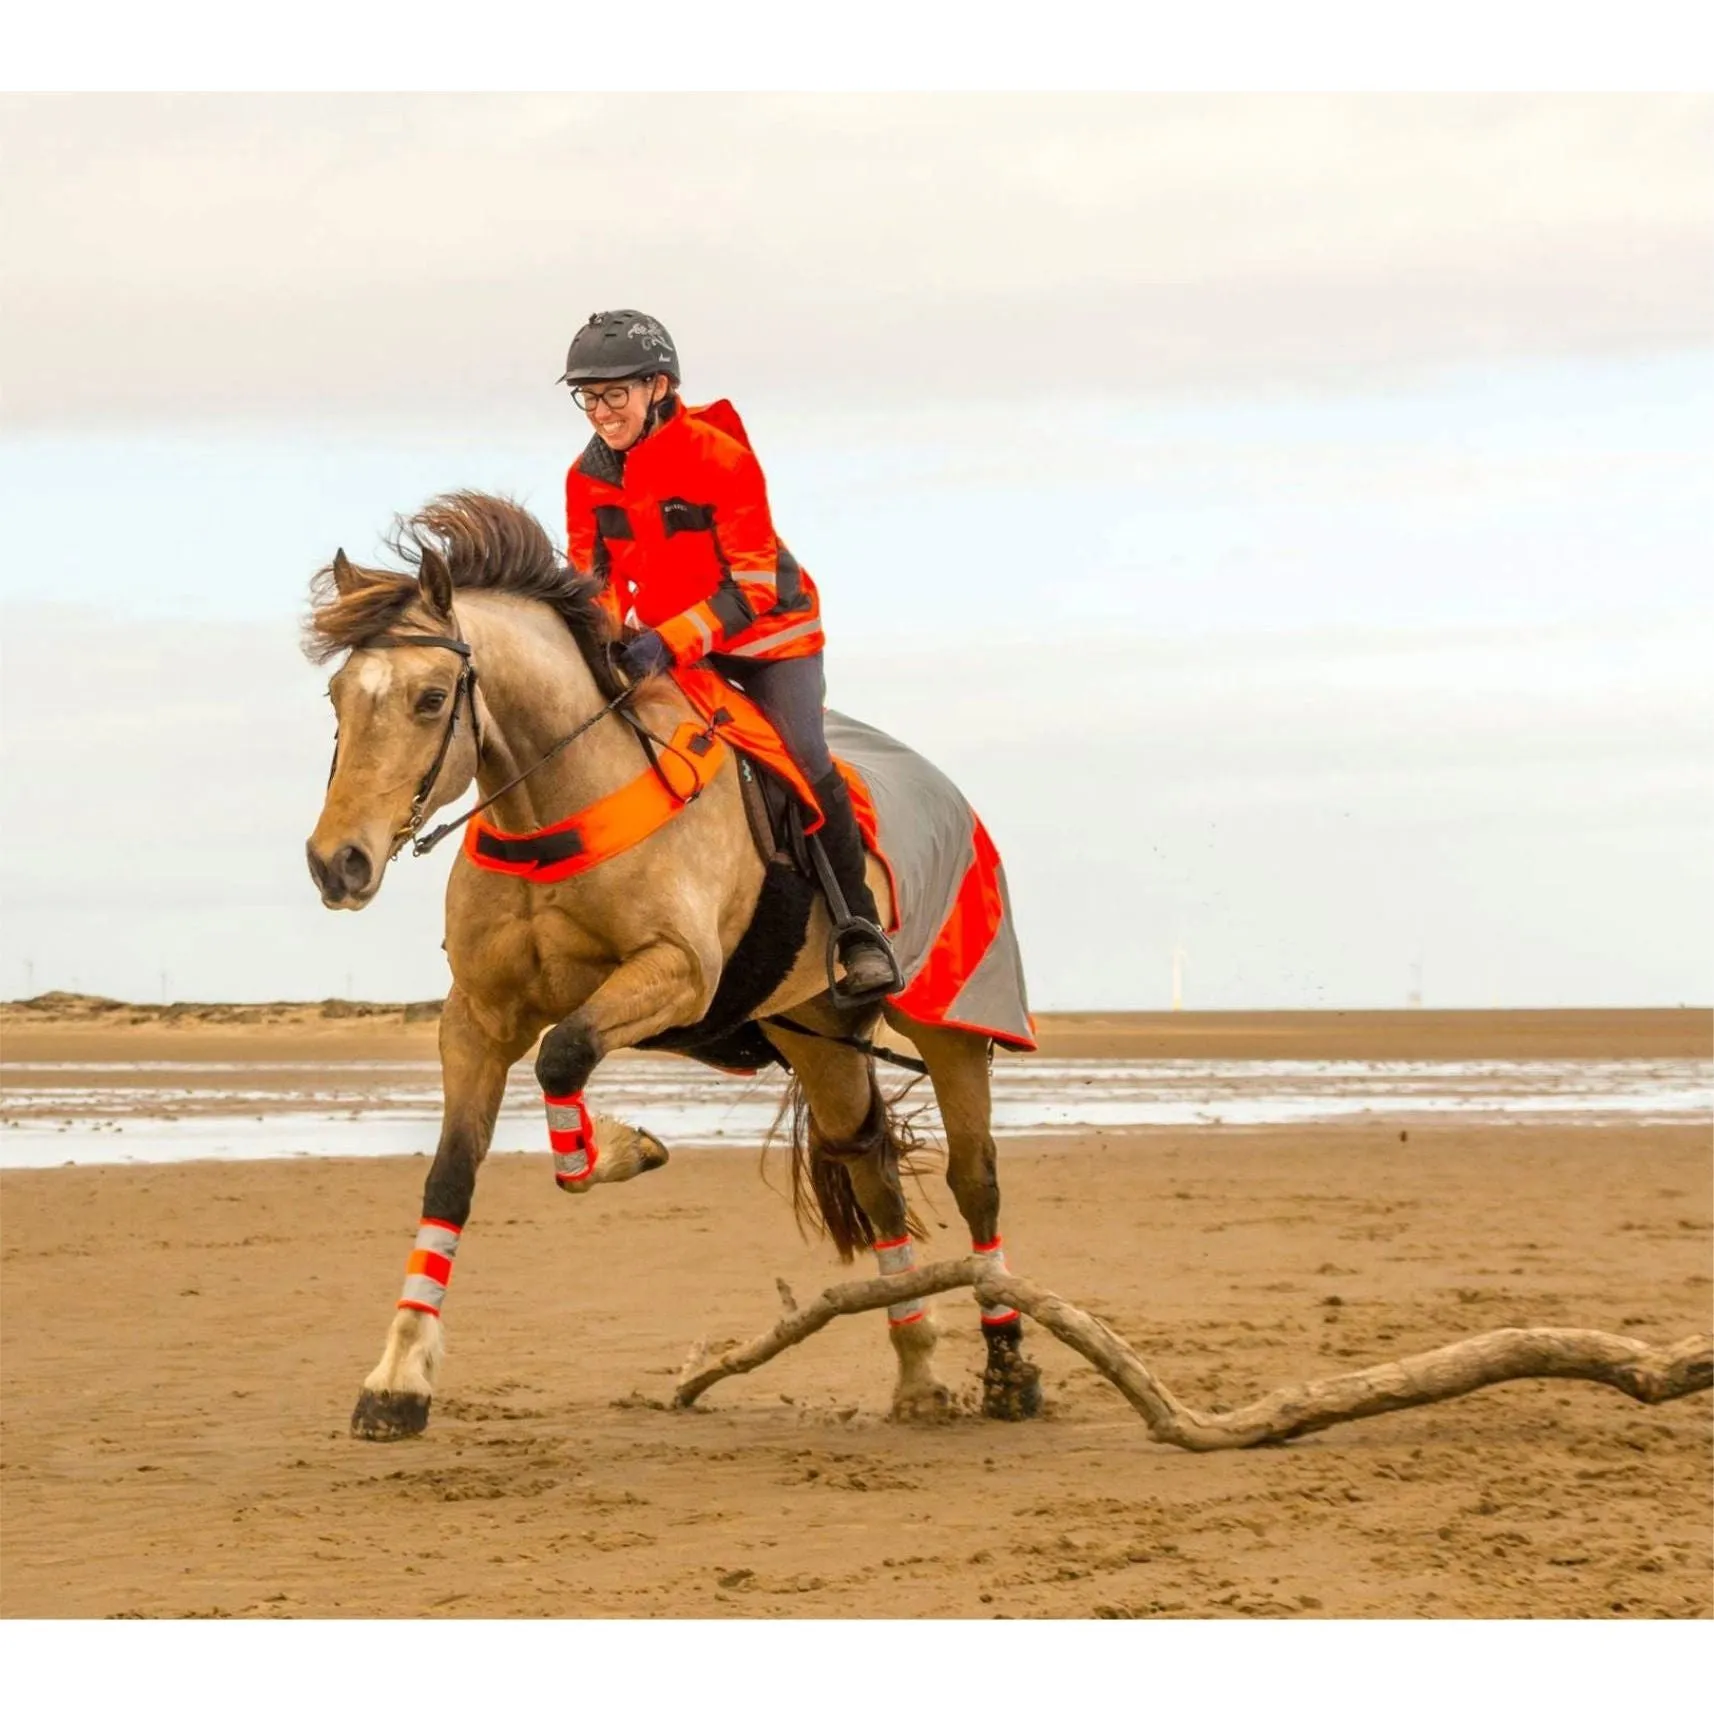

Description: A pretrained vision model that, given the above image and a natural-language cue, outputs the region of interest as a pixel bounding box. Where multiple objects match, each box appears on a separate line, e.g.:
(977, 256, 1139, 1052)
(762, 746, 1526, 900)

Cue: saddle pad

(824, 711, 1036, 1053)
(673, 662, 1035, 1052)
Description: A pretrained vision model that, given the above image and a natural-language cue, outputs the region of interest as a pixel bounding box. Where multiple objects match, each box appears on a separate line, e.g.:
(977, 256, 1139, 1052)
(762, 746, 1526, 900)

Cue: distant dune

(1, 991, 1706, 1064)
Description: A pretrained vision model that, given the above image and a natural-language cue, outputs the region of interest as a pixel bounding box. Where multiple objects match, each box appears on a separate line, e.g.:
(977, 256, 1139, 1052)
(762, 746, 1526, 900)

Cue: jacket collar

(573, 432, 626, 489)
(573, 395, 683, 489)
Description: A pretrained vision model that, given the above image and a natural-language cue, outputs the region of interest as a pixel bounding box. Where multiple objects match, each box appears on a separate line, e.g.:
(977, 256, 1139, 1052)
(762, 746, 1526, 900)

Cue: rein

(409, 681, 637, 859)
(337, 627, 638, 860)
(332, 627, 930, 1075)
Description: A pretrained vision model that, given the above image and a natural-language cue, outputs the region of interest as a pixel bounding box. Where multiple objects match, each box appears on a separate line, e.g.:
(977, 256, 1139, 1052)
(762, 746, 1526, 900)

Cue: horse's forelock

(302, 562, 419, 665)
(303, 491, 621, 696)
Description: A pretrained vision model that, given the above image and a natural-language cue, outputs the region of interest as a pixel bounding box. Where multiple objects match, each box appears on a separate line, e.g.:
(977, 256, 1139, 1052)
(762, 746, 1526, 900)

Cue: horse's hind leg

(764, 1014, 952, 1422)
(892, 1017, 1043, 1420)
(351, 990, 527, 1441)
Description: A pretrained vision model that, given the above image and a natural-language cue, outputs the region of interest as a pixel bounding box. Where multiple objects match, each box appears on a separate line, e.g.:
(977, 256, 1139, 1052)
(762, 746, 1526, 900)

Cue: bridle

(328, 623, 639, 861)
(357, 630, 483, 853)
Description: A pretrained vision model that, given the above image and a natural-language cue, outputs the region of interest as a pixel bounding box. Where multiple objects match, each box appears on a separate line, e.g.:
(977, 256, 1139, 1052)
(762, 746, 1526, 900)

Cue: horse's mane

(303, 491, 623, 699)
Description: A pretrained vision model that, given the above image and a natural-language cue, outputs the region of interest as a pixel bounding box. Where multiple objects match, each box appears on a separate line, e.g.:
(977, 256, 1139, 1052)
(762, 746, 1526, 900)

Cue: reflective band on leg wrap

(398, 1217, 461, 1316)
(874, 1234, 924, 1326)
(974, 1233, 1021, 1326)
(545, 1090, 598, 1185)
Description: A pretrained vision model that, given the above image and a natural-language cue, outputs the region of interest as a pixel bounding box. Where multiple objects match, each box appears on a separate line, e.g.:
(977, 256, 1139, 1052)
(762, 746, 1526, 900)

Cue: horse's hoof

(890, 1382, 955, 1425)
(981, 1332, 1043, 1421)
(981, 1367, 1043, 1421)
(351, 1388, 431, 1440)
(563, 1122, 670, 1193)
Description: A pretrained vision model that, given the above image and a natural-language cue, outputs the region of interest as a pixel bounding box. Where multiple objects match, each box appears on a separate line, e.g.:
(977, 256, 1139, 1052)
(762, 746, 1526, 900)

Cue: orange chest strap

(462, 718, 727, 885)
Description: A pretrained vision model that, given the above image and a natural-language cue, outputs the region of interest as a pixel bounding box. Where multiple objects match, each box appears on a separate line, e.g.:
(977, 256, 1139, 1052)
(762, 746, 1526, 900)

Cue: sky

(1, 92, 1710, 1010)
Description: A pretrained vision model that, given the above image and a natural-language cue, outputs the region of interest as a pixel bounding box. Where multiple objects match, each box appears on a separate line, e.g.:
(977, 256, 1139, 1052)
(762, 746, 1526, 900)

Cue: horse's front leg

(351, 990, 524, 1441)
(535, 940, 708, 1193)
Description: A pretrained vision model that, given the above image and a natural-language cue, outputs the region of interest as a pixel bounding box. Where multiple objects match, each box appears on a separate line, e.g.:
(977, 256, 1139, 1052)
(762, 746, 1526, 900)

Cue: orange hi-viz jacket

(565, 397, 825, 667)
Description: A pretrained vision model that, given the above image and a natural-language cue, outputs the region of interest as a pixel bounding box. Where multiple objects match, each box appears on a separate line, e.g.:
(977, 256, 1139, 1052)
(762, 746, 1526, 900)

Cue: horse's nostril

(306, 842, 334, 894)
(334, 843, 373, 895)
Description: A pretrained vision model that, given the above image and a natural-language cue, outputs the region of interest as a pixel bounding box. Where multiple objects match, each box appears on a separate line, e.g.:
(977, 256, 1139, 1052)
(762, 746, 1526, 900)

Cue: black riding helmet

(557, 310, 681, 386)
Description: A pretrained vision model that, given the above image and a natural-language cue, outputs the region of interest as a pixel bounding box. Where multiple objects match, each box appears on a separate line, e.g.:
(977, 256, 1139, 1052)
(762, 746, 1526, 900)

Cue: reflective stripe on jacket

(565, 398, 824, 666)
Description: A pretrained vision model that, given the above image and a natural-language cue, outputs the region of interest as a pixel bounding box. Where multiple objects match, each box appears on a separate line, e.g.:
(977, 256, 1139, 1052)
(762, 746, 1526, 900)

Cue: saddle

(735, 744, 816, 875)
(633, 669, 850, 1075)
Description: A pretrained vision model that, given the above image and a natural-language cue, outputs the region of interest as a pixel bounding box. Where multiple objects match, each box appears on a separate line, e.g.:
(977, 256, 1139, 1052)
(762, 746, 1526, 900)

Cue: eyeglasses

(569, 380, 652, 412)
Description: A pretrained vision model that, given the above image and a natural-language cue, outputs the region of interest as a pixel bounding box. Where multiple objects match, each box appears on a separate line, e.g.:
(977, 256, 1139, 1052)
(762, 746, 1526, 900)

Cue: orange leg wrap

(875, 1233, 925, 1326)
(397, 1218, 461, 1317)
(974, 1234, 1020, 1326)
(545, 1090, 598, 1187)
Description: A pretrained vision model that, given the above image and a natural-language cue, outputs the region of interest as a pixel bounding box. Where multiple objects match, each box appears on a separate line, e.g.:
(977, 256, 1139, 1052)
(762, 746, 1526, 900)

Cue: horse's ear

(417, 546, 454, 619)
(332, 548, 363, 596)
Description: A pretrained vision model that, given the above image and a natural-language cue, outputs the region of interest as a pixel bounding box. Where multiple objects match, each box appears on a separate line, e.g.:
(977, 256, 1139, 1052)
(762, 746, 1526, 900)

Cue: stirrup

(828, 917, 905, 1009)
(805, 827, 903, 1008)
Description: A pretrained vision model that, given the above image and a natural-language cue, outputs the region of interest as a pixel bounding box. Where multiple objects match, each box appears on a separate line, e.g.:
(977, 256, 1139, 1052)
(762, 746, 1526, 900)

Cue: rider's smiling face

(580, 374, 669, 453)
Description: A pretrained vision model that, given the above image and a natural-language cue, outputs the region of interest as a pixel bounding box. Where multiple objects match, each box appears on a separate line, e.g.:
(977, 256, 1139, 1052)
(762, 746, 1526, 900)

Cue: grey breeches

(710, 652, 833, 781)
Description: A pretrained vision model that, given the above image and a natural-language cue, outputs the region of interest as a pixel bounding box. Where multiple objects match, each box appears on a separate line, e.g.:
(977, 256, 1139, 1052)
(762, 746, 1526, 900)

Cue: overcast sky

(5, 94, 1708, 425)
(2, 94, 1709, 1009)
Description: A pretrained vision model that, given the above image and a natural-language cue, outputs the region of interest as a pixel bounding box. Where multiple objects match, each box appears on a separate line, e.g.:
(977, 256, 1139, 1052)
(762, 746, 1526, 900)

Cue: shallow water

(1, 1056, 1707, 1169)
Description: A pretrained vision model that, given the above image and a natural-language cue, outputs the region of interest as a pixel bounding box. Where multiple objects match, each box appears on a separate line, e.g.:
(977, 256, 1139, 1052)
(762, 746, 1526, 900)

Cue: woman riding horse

(559, 308, 900, 1005)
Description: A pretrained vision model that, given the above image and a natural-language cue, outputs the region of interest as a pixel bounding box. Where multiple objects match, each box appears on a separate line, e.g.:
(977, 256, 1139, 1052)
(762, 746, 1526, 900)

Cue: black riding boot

(810, 766, 904, 1002)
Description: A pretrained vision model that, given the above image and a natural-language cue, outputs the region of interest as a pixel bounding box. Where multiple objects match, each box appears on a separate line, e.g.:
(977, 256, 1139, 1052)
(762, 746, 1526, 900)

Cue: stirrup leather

(807, 830, 905, 1008)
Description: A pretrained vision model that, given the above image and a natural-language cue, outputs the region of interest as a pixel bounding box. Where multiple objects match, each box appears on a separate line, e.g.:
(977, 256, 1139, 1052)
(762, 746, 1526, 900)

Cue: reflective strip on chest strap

(462, 717, 727, 886)
(397, 1217, 462, 1316)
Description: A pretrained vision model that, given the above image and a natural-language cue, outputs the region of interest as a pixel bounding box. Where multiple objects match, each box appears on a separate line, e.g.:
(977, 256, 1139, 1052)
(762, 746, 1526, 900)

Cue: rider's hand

(618, 629, 672, 680)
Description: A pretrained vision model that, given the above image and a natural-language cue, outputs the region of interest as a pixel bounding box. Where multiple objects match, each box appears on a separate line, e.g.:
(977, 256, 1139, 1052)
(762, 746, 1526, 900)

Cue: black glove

(619, 629, 672, 680)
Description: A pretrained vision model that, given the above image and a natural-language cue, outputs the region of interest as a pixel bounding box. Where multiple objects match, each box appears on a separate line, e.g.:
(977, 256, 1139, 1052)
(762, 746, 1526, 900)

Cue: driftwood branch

(672, 1260, 1713, 1449)
(674, 1259, 986, 1408)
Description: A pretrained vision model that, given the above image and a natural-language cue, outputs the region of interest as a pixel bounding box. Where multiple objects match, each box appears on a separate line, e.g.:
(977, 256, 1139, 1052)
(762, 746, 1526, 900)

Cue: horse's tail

(775, 1068, 932, 1262)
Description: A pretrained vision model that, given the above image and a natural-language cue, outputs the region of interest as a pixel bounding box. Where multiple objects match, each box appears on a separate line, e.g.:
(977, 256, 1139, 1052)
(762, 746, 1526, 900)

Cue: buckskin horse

(305, 494, 1042, 1439)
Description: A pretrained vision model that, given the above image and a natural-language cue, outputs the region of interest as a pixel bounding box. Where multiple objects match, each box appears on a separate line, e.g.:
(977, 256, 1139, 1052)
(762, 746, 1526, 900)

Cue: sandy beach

(1, 1003, 1709, 1619)
(4, 993, 1709, 1064)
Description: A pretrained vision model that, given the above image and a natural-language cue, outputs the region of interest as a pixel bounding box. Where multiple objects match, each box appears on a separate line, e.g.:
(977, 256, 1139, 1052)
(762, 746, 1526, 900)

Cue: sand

(4, 993, 1709, 1063)
(1, 1005, 1709, 1619)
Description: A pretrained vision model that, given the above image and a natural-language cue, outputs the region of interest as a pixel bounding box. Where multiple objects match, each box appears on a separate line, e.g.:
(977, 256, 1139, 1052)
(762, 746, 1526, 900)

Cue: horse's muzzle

(307, 839, 377, 909)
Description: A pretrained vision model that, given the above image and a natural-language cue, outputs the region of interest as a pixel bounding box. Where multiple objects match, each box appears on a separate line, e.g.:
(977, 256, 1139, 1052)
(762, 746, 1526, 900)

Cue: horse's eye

(416, 689, 448, 715)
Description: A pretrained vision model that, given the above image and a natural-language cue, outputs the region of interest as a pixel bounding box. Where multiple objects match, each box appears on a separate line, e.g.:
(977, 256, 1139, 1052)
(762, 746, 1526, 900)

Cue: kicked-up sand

(0, 1004, 1709, 1619)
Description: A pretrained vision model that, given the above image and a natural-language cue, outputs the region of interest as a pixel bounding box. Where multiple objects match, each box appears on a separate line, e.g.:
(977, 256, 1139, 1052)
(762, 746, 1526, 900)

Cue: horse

(304, 492, 1042, 1439)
